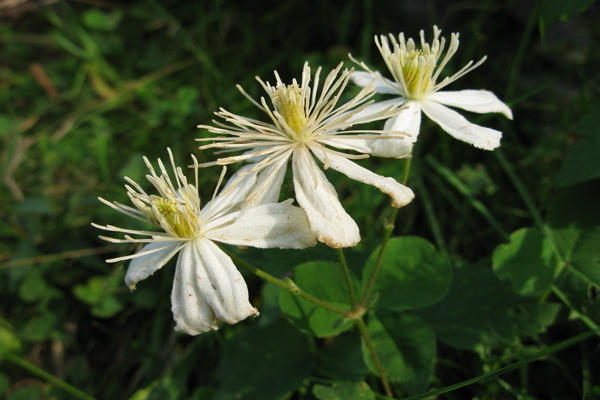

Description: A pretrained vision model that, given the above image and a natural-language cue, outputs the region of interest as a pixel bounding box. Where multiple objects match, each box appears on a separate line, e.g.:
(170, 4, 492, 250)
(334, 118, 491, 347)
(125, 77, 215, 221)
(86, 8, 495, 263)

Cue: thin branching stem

(336, 248, 357, 309)
(360, 157, 412, 306)
(4, 353, 97, 400)
(220, 245, 349, 316)
(354, 317, 394, 397)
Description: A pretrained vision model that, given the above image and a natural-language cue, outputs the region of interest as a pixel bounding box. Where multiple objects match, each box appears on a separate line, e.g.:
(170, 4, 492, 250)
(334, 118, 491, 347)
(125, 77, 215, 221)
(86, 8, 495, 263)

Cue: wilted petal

(171, 238, 258, 335)
(125, 241, 183, 290)
(206, 199, 316, 249)
(292, 147, 360, 248)
(350, 71, 399, 94)
(421, 99, 502, 150)
(312, 147, 415, 208)
(429, 90, 513, 119)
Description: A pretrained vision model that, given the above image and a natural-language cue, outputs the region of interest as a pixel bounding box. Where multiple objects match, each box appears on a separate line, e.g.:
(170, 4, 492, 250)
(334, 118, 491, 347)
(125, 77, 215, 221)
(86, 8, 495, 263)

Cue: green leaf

(6, 385, 45, 400)
(21, 313, 57, 341)
(279, 261, 355, 337)
(18, 269, 50, 303)
(492, 228, 558, 296)
(363, 312, 436, 384)
(540, 0, 597, 26)
(417, 263, 560, 350)
(73, 274, 124, 318)
(546, 180, 600, 287)
(214, 320, 315, 400)
(316, 332, 367, 382)
(556, 110, 600, 187)
(363, 237, 452, 310)
(82, 9, 123, 31)
(0, 374, 9, 395)
(313, 382, 375, 400)
(0, 325, 22, 355)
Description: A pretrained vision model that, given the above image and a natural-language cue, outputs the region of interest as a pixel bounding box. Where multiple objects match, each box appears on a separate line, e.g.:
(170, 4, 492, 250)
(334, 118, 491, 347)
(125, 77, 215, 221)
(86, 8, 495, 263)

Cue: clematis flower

(197, 62, 415, 248)
(350, 26, 513, 155)
(93, 149, 316, 335)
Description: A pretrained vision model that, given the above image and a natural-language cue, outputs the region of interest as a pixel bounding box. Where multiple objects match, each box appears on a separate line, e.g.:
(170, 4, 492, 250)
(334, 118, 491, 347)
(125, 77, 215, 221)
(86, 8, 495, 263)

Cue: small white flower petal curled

(428, 90, 513, 119)
(125, 241, 183, 290)
(171, 238, 258, 335)
(350, 71, 399, 94)
(292, 147, 360, 248)
(312, 147, 415, 208)
(421, 99, 502, 150)
(206, 199, 317, 249)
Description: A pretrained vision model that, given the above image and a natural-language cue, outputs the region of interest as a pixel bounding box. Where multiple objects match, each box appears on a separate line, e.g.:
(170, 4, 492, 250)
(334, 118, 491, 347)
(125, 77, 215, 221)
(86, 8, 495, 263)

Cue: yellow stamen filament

(151, 197, 197, 239)
(272, 83, 308, 140)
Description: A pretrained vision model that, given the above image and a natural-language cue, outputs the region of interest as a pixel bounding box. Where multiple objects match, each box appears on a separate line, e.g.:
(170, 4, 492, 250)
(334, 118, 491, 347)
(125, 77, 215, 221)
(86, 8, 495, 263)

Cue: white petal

(206, 199, 316, 249)
(347, 98, 403, 123)
(243, 155, 288, 207)
(201, 165, 258, 221)
(428, 90, 513, 119)
(125, 241, 183, 290)
(312, 147, 415, 208)
(171, 238, 258, 335)
(350, 71, 399, 94)
(334, 100, 419, 158)
(421, 99, 502, 150)
(292, 147, 360, 248)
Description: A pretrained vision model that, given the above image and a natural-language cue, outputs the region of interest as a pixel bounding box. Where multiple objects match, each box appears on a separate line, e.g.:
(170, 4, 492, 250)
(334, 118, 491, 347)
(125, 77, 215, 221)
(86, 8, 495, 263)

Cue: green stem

(551, 285, 600, 333)
(360, 207, 398, 307)
(360, 157, 412, 306)
(399, 328, 599, 400)
(354, 317, 394, 398)
(221, 246, 349, 316)
(336, 248, 357, 309)
(3, 352, 97, 400)
(493, 149, 544, 229)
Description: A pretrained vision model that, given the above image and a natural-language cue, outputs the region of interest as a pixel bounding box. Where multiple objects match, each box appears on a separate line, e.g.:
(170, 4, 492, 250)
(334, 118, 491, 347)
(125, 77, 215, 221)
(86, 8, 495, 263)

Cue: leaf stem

(221, 246, 349, 316)
(354, 317, 394, 398)
(360, 157, 412, 306)
(3, 352, 97, 400)
(399, 328, 599, 400)
(336, 248, 358, 309)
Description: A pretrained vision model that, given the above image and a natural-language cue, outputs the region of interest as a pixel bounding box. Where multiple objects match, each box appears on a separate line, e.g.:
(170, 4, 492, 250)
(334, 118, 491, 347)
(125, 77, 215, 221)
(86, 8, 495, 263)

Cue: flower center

(399, 49, 436, 100)
(272, 83, 309, 141)
(150, 197, 198, 239)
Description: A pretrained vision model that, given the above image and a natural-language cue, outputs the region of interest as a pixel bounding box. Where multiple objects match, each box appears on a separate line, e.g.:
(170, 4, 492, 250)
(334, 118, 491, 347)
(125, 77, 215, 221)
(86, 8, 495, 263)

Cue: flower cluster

(95, 26, 511, 334)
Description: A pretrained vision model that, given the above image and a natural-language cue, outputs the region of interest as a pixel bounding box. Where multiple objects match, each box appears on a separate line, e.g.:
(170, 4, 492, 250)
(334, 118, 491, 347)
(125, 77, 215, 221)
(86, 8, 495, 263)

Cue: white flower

(93, 149, 316, 335)
(350, 26, 513, 155)
(197, 62, 415, 248)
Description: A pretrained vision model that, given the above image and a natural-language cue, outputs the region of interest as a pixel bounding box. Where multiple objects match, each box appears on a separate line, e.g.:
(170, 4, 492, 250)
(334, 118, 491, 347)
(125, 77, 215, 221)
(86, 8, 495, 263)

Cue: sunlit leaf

(279, 261, 356, 337)
(363, 237, 452, 310)
(313, 382, 375, 400)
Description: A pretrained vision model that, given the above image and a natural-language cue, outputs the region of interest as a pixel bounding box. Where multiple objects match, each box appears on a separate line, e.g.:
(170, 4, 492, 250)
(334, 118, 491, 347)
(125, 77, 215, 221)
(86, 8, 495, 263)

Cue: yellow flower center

(399, 49, 436, 100)
(151, 197, 198, 238)
(272, 83, 308, 141)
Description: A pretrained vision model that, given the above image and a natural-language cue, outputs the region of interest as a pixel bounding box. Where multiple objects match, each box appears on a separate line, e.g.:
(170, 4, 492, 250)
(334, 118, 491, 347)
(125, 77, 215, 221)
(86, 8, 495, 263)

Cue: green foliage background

(1, 0, 599, 399)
